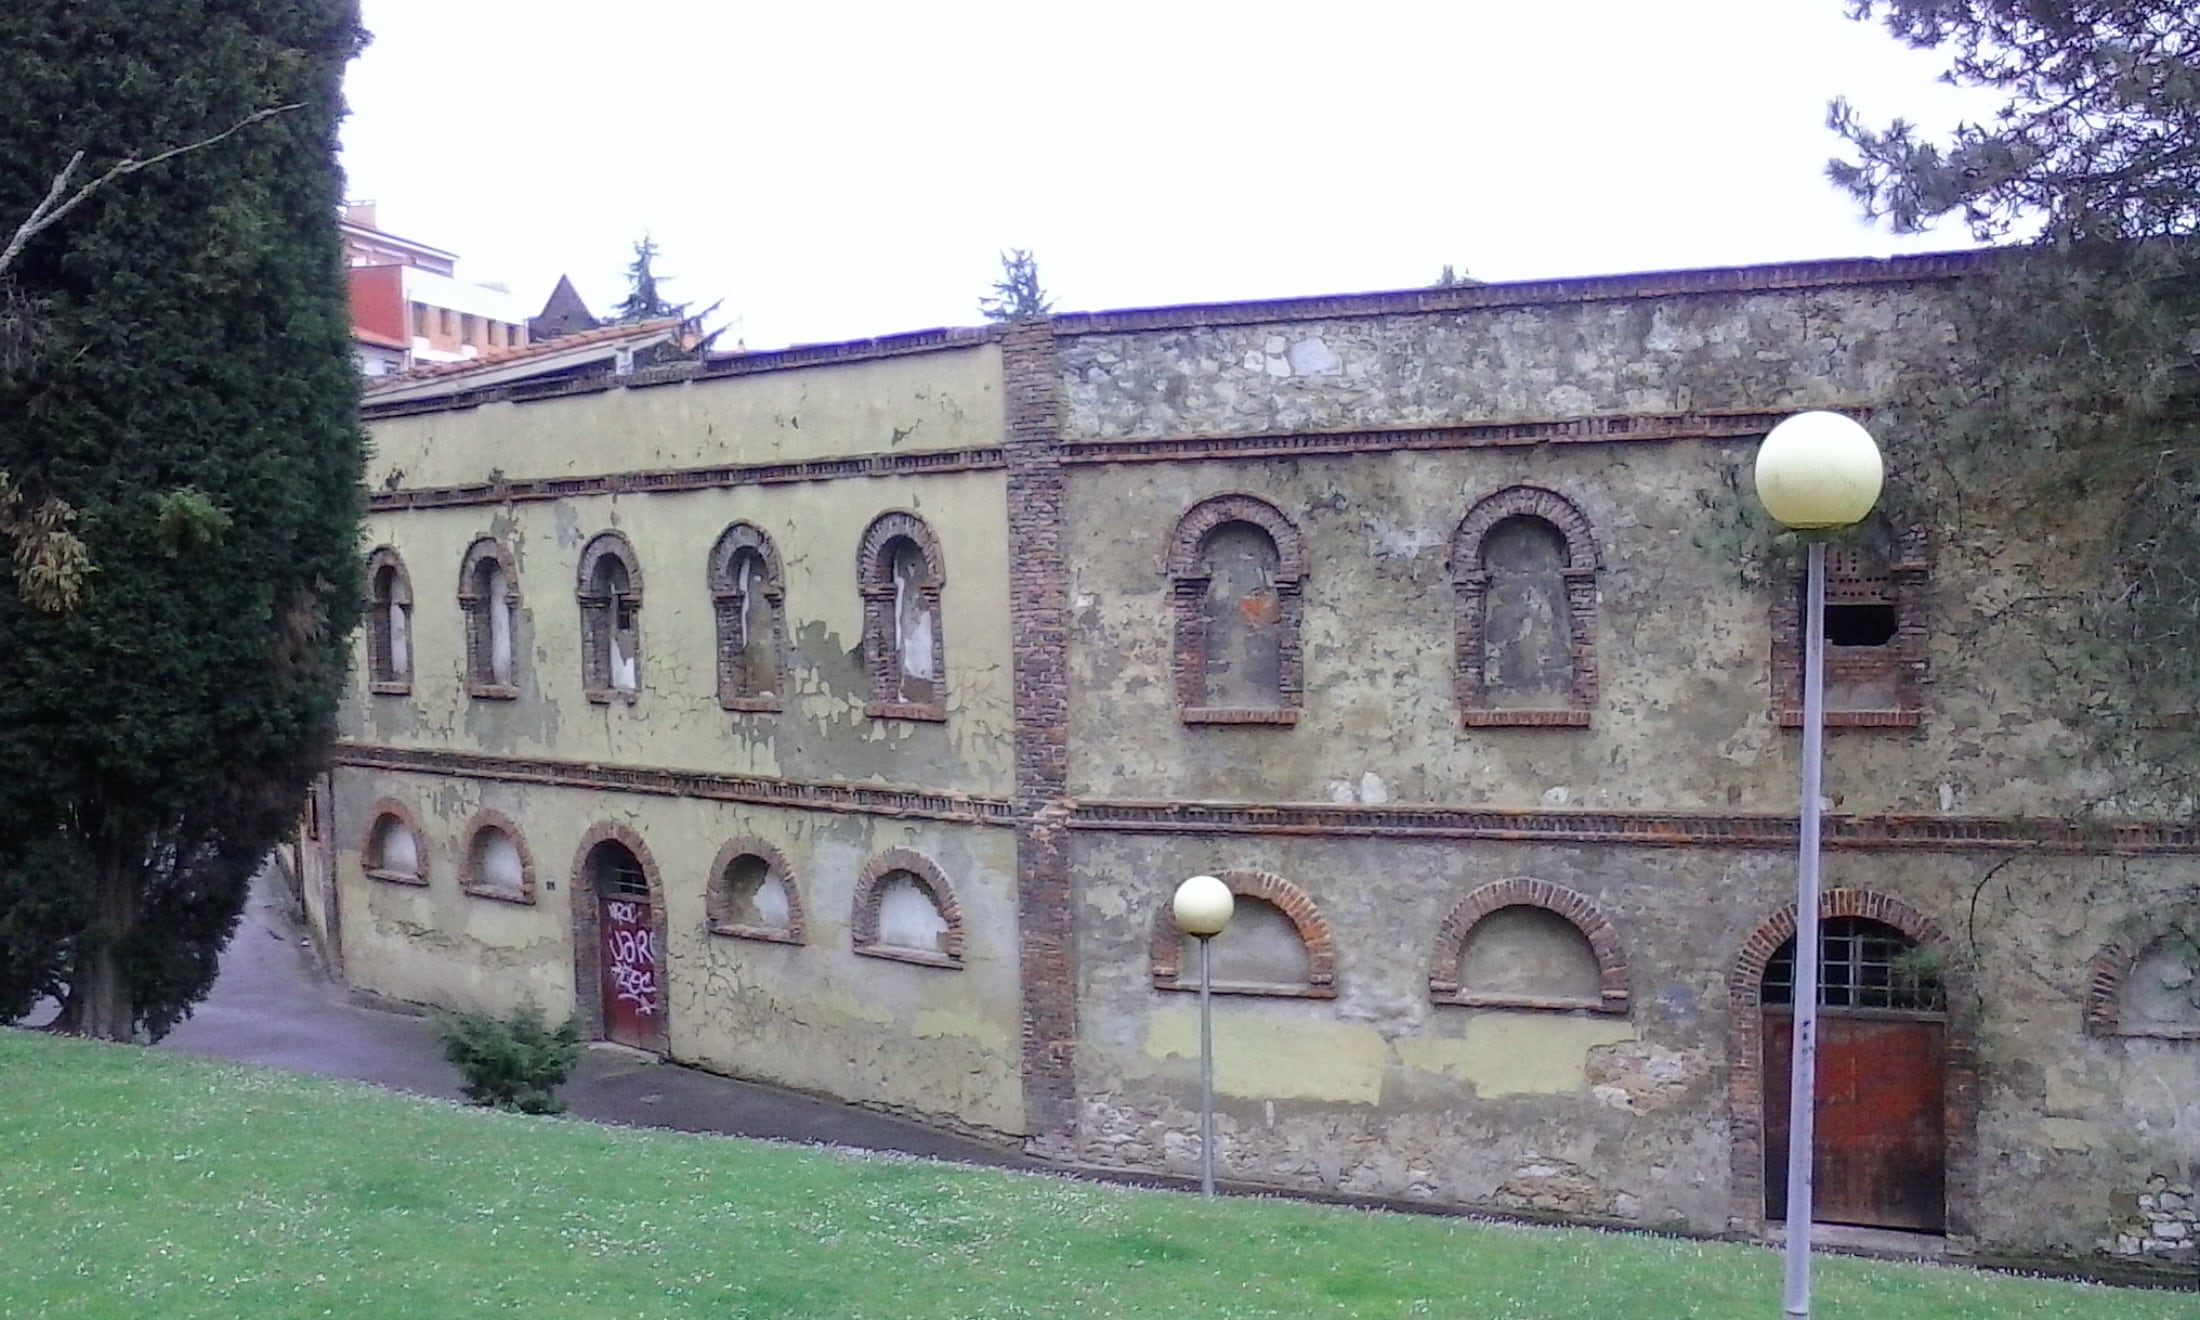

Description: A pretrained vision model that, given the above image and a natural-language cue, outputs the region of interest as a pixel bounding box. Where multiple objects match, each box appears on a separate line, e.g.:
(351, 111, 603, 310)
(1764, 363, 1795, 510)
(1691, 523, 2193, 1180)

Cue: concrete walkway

(158, 875, 1046, 1171)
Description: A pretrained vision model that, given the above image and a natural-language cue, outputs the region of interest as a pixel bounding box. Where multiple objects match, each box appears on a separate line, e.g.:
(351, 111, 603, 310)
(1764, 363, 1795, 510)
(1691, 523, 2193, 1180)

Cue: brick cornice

(1065, 798, 2200, 853)
(1048, 250, 1988, 336)
(366, 445, 1006, 514)
(334, 743, 1014, 825)
(359, 326, 1000, 422)
(1058, 409, 1859, 467)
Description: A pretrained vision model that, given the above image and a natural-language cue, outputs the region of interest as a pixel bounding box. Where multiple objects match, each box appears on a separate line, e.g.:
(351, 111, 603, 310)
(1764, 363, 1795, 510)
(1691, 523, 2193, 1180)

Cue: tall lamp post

(1753, 411, 1883, 1320)
(1172, 874, 1235, 1199)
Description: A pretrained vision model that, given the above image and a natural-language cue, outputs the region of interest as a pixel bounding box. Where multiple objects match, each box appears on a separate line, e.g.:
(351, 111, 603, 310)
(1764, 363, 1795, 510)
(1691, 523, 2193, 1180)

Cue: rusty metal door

(1765, 1013, 1946, 1231)
(598, 891, 661, 1050)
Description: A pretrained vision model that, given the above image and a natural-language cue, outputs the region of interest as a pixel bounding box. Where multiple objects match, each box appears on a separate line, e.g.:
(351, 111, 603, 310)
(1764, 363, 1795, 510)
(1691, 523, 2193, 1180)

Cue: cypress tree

(0, 1, 366, 1039)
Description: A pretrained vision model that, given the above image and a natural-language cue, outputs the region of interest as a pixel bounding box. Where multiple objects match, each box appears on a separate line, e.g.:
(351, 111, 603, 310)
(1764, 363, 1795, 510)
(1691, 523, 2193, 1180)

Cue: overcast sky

(338, 0, 2000, 350)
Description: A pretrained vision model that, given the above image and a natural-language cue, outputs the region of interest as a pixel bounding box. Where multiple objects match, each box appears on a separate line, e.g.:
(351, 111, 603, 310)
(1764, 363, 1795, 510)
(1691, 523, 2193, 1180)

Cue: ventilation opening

(1824, 603, 1898, 647)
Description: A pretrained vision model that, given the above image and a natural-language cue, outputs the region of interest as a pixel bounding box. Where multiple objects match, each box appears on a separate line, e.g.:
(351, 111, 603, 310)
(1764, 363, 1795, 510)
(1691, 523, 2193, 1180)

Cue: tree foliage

(613, 233, 688, 324)
(979, 248, 1054, 322)
(0, 0, 367, 1039)
(1829, 1, 2199, 241)
(1831, 3, 2200, 813)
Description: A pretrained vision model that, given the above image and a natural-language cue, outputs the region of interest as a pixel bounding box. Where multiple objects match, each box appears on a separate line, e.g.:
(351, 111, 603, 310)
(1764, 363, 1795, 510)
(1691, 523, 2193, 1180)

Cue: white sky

(339, 0, 1999, 350)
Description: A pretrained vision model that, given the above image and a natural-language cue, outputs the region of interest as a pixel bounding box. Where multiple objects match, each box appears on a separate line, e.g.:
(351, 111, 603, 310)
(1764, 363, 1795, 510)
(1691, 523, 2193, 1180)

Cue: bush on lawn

(435, 1002, 583, 1114)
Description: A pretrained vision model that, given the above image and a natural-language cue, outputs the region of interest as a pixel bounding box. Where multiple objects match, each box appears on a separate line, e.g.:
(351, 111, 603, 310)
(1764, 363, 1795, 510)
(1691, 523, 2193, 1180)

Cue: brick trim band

(367, 447, 1008, 513)
(1148, 868, 1337, 998)
(850, 847, 965, 969)
(569, 821, 672, 1052)
(705, 836, 806, 945)
(1427, 878, 1629, 1013)
(1062, 797, 2200, 853)
(334, 743, 1015, 825)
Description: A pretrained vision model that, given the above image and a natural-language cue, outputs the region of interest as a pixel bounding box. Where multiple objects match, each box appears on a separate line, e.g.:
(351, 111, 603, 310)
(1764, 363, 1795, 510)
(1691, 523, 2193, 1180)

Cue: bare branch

(0, 103, 302, 280)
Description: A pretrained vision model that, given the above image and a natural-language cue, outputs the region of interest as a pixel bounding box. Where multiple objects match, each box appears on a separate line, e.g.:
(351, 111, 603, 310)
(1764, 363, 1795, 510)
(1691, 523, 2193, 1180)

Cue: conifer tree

(0, 0, 367, 1039)
(979, 248, 1054, 321)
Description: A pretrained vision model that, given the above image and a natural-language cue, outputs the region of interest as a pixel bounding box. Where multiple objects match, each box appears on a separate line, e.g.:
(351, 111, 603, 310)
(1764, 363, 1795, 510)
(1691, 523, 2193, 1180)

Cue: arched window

(361, 800, 426, 886)
(1149, 869, 1335, 998)
(365, 548, 413, 694)
(851, 849, 964, 968)
(577, 532, 644, 702)
(1165, 495, 1306, 724)
(707, 837, 805, 944)
(2086, 928, 2200, 1039)
(459, 810, 535, 904)
(857, 512, 947, 721)
(1449, 486, 1600, 727)
(1427, 878, 1629, 1013)
(709, 523, 787, 713)
(458, 538, 520, 699)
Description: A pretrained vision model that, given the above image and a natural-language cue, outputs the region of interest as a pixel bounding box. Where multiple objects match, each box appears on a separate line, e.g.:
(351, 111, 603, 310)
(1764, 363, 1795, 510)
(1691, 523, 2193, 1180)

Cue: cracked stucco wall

(1056, 282, 2200, 1256)
(334, 343, 1025, 1137)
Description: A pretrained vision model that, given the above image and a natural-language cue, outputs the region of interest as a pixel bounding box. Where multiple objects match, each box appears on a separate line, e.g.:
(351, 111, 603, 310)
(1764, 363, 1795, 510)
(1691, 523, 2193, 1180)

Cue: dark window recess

(1764, 917, 1944, 1013)
(591, 843, 649, 900)
(1825, 603, 1898, 647)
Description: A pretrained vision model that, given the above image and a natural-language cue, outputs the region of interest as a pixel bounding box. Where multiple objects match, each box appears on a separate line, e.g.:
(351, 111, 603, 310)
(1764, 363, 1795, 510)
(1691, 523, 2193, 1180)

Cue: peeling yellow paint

(1145, 1005, 1388, 1103)
(1396, 1014, 1636, 1097)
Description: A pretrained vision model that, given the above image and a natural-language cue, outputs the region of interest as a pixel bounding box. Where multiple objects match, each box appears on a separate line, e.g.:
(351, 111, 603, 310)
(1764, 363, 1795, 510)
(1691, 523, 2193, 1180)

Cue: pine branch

(0, 103, 301, 279)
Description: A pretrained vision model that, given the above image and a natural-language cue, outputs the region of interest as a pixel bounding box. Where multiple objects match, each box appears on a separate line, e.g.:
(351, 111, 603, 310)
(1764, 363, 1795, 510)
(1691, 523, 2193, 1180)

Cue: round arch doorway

(1762, 915, 1949, 1233)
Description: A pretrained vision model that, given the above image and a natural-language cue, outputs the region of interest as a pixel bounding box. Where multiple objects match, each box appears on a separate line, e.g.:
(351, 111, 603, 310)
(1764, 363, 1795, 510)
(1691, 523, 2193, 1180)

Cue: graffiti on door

(606, 902, 659, 1015)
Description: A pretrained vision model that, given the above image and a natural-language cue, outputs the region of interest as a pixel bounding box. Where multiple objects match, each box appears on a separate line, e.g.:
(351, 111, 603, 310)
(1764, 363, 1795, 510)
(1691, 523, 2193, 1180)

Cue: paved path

(159, 875, 1046, 1171)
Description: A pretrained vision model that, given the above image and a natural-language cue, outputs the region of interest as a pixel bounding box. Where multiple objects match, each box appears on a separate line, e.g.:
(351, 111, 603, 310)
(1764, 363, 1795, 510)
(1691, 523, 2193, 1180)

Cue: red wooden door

(1765, 1013, 1946, 1231)
(599, 895, 662, 1050)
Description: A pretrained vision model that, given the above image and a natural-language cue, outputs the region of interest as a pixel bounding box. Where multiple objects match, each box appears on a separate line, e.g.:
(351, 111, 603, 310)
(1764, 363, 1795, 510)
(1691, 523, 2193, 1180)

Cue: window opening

(1764, 916, 1944, 1013)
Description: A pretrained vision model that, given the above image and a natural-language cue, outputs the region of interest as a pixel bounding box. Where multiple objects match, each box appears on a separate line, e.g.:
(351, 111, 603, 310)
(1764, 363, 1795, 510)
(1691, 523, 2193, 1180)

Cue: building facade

(308, 253, 2200, 1269)
(342, 202, 534, 376)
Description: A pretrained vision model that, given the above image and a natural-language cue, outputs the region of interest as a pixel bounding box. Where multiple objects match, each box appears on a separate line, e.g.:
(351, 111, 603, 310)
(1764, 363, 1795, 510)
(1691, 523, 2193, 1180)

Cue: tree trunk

(74, 847, 137, 1041)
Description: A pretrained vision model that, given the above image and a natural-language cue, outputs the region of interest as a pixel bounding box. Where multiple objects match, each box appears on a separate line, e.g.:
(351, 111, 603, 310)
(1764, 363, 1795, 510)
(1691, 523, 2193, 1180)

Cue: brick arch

(706, 835, 805, 946)
(457, 537, 521, 699)
(360, 796, 428, 887)
(856, 511, 949, 721)
(569, 821, 673, 1051)
(1165, 495, 1307, 724)
(457, 536, 520, 601)
(851, 847, 965, 969)
(1164, 493, 1307, 583)
(856, 510, 945, 590)
(2086, 926, 2200, 1038)
(1725, 887, 1978, 1235)
(708, 523, 789, 714)
(1148, 868, 1336, 998)
(457, 807, 536, 904)
(575, 529, 645, 597)
(1448, 484, 1602, 575)
(1447, 485, 1600, 727)
(709, 521, 784, 593)
(1426, 877, 1629, 1013)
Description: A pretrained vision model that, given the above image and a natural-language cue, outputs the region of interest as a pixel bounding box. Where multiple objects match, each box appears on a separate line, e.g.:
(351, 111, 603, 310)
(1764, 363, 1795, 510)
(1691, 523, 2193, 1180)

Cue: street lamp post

(1172, 874, 1235, 1199)
(1753, 411, 1883, 1320)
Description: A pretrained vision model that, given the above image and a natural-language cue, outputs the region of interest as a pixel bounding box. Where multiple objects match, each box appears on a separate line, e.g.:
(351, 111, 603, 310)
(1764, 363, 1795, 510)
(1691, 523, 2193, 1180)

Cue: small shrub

(435, 1002, 584, 1114)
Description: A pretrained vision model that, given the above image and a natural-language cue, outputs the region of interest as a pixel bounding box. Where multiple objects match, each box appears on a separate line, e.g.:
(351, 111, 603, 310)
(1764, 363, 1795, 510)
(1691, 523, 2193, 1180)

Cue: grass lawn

(0, 1032, 2185, 1320)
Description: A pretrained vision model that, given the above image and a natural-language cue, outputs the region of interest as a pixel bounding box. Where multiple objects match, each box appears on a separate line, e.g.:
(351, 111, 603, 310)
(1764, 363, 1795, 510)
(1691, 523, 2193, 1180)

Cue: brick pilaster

(1002, 320, 1077, 1151)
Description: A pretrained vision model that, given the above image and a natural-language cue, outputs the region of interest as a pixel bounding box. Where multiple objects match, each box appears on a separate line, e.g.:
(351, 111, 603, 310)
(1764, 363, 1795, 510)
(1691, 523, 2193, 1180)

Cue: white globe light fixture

(1753, 410, 1881, 1320)
(1172, 873, 1235, 938)
(1754, 410, 1883, 531)
(1172, 873, 1234, 1199)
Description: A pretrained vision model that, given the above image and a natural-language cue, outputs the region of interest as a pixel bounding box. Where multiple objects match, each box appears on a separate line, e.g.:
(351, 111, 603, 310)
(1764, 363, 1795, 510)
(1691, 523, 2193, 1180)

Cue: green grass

(0, 1031, 2183, 1320)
